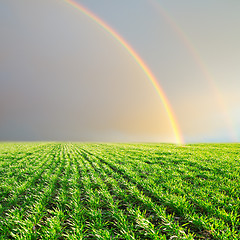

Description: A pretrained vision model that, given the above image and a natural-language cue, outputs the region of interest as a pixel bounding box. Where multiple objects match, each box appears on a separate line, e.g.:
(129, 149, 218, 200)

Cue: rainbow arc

(150, 0, 237, 142)
(62, 0, 184, 144)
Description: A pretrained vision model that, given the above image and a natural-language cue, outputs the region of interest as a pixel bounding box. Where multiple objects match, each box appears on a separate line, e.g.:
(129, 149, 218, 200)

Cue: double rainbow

(62, 0, 184, 144)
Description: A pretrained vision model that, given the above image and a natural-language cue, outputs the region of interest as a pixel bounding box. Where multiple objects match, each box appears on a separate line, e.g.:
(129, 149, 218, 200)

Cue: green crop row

(0, 143, 239, 239)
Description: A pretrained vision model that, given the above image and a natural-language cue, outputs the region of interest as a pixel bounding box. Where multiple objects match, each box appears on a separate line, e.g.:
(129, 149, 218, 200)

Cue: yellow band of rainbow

(62, 0, 184, 144)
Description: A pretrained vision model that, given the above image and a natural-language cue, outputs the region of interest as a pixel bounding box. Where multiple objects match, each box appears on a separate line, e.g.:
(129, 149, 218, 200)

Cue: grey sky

(1, 0, 240, 143)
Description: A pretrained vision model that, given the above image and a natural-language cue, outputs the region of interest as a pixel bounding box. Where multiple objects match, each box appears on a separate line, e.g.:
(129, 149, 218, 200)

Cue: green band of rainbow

(62, 0, 184, 144)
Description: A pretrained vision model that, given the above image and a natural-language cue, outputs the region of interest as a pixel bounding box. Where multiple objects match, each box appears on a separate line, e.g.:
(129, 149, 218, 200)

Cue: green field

(0, 143, 239, 239)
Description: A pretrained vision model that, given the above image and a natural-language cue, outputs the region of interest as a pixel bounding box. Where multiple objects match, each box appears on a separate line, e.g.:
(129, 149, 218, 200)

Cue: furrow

(80, 146, 194, 240)
(81, 145, 238, 239)
(7, 144, 66, 239)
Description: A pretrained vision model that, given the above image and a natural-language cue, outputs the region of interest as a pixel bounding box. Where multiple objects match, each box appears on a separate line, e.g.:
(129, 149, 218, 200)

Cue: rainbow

(61, 0, 184, 144)
(149, 0, 238, 142)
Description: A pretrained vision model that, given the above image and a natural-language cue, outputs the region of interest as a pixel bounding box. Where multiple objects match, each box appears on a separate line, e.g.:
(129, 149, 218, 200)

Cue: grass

(0, 142, 239, 239)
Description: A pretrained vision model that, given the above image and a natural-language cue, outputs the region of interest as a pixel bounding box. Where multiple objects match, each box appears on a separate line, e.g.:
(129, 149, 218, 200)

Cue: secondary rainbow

(62, 0, 184, 144)
(149, 0, 237, 142)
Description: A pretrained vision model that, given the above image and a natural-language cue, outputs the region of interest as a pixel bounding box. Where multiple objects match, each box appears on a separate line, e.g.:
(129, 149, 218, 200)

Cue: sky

(1, 0, 240, 143)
